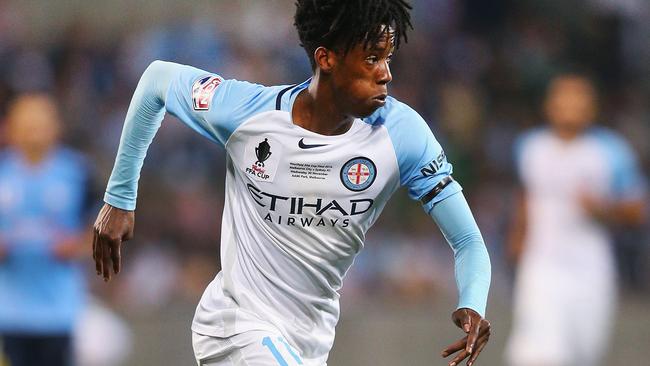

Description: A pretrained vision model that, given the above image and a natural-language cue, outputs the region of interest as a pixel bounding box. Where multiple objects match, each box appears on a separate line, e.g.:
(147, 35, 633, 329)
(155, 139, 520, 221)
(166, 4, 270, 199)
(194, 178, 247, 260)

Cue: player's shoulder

(52, 147, 90, 175)
(584, 126, 637, 161)
(515, 126, 551, 151)
(363, 96, 426, 128)
(362, 96, 435, 148)
(585, 126, 630, 148)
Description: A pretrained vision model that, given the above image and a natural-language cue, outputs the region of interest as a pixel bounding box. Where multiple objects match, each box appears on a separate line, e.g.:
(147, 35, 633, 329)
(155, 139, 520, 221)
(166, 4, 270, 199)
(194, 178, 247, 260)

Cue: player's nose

(377, 61, 392, 85)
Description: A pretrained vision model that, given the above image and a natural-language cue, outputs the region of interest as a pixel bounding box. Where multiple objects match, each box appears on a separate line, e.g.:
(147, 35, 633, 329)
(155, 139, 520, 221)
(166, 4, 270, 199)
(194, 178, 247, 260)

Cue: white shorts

(504, 265, 615, 366)
(192, 330, 312, 366)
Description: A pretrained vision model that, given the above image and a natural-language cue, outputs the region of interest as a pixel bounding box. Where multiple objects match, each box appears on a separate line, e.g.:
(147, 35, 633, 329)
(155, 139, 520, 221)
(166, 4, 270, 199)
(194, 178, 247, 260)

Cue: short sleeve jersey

(515, 127, 646, 270)
(106, 62, 462, 364)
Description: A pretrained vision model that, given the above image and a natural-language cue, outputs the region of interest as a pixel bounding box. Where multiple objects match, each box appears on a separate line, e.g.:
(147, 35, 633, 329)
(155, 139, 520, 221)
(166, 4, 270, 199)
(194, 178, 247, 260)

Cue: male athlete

(505, 74, 647, 366)
(92, 1, 492, 365)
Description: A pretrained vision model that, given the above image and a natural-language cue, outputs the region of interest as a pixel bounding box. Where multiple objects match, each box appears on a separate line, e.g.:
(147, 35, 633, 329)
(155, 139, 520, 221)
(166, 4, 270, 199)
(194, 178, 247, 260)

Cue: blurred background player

(505, 74, 647, 366)
(0, 94, 89, 366)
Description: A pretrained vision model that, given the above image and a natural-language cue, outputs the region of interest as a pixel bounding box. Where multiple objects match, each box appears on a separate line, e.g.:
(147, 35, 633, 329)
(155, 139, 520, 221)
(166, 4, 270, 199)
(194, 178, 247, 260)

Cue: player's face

(7, 95, 61, 157)
(331, 32, 394, 118)
(545, 76, 597, 133)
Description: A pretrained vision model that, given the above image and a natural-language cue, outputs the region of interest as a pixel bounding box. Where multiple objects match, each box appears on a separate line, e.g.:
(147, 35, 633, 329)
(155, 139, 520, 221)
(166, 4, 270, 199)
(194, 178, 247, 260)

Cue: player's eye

(365, 55, 379, 65)
(386, 53, 394, 64)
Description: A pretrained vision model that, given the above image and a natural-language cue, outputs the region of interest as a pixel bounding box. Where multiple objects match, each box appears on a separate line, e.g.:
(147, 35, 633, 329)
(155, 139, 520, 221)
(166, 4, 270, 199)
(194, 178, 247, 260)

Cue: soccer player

(505, 74, 647, 366)
(92, 1, 492, 365)
(0, 94, 89, 366)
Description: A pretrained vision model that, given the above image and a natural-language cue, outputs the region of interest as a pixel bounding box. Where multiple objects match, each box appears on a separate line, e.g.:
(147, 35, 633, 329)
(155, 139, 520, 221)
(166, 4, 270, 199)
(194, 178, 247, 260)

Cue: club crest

(340, 157, 377, 192)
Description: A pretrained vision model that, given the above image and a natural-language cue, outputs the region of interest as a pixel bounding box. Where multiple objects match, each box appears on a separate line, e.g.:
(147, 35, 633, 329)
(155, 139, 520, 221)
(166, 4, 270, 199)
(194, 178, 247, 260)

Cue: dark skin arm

(92, 203, 134, 281)
(441, 308, 491, 366)
(580, 194, 646, 227)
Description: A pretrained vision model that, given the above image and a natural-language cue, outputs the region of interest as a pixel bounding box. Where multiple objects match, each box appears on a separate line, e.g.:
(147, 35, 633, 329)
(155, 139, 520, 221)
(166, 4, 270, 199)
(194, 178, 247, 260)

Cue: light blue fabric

(430, 192, 491, 317)
(364, 97, 462, 213)
(587, 127, 647, 201)
(0, 148, 87, 333)
(105, 60, 282, 210)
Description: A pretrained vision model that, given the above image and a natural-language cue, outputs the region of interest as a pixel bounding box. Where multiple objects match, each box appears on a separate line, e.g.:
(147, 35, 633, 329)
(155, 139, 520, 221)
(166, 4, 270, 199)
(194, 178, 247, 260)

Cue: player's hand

(92, 203, 134, 281)
(441, 308, 491, 366)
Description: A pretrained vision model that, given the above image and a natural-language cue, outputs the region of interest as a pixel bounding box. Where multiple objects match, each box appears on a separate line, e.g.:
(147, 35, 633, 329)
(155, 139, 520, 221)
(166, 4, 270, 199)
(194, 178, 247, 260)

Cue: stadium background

(1, 0, 649, 364)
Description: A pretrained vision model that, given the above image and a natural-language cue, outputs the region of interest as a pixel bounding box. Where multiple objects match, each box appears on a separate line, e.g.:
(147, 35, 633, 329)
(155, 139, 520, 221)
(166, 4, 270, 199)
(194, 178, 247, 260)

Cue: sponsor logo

(420, 150, 447, 177)
(340, 157, 376, 192)
(247, 183, 374, 228)
(192, 75, 222, 110)
(298, 138, 328, 149)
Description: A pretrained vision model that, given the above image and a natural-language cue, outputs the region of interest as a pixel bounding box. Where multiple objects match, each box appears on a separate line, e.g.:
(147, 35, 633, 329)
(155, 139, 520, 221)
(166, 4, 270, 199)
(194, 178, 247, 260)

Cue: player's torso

(520, 130, 614, 266)
(0, 150, 85, 243)
(224, 110, 400, 268)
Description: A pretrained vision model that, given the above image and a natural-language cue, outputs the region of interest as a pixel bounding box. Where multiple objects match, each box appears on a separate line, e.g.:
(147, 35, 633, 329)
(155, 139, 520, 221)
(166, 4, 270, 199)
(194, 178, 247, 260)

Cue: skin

(508, 75, 646, 264)
(93, 29, 491, 365)
(0, 95, 87, 262)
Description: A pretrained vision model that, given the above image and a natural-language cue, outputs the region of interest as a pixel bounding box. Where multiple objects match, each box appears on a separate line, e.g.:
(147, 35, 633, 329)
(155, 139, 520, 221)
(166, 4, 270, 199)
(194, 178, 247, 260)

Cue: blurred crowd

(0, 0, 649, 360)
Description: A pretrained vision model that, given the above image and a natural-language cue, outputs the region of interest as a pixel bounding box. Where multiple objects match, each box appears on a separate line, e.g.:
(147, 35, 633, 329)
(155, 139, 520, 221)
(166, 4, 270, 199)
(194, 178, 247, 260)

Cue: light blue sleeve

(591, 128, 647, 202)
(430, 191, 491, 317)
(104, 60, 274, 210)
(371, 98, 462, 214)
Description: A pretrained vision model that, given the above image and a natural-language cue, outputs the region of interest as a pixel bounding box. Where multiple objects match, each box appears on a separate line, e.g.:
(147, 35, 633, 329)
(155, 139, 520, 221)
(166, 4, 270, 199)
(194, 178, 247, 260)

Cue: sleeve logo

(421, 150, 447, 177)
(192, 75, 222, 111)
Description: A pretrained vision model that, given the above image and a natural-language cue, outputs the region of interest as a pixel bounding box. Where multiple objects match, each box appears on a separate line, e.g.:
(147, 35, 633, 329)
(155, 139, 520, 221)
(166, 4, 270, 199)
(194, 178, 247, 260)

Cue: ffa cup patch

(340, 157, 377, 192)
(244, 137, 282, 182)
(192, 75, 222, 110)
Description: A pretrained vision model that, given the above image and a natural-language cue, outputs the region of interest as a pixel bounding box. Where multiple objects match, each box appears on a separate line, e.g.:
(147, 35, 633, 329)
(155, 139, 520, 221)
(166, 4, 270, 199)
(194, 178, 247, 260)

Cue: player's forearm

(104, 60, 178, 210)
(430, 192, 491, 317)
(603, 200, 646, 226)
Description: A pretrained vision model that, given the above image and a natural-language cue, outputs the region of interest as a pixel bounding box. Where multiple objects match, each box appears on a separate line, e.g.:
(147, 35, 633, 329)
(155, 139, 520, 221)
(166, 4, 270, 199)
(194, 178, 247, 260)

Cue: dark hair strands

(294, 0, 413, 69)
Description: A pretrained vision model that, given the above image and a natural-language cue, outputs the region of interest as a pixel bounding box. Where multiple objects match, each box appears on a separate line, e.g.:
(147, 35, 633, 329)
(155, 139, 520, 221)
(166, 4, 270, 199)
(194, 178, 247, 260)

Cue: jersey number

(262, 336, 303, 365)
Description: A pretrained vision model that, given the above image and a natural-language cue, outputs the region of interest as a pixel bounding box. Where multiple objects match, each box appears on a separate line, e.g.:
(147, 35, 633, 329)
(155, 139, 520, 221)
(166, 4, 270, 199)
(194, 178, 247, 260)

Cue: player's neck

(291, 75, 354, 136)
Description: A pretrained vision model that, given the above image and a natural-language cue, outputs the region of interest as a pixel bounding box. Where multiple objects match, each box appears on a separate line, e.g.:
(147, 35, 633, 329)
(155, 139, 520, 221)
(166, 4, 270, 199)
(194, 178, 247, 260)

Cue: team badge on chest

(340, 157, 376, 192)
(244, 137, 282, 182)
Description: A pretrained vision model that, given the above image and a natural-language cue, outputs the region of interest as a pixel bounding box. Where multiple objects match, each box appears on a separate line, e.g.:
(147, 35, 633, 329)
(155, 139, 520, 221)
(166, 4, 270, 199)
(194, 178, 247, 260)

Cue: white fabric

(506, 130, 621, 366)
(191, 110, 400, 365)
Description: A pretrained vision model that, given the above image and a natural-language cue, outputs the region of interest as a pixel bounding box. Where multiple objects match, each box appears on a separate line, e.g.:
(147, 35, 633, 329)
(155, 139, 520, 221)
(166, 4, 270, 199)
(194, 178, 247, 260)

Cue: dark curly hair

(294, 0, 413, 70)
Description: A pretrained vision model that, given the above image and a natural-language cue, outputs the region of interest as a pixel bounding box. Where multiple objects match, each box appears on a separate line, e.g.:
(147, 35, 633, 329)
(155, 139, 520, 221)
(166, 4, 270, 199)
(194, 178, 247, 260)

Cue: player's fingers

(102, 244, 112, 281)
(447, 348, 470, 366)
(92, 230, 97, 262)
(466, 317, 481, 354)
(441, 336, 467, 357)
(467, 332, 490, 366)
(93, 233, 103, 275)
(110, 241, 121, 274)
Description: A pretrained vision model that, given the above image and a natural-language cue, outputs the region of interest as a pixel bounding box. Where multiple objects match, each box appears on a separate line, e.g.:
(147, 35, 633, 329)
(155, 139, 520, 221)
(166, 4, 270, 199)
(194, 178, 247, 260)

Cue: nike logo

(298, 138, 328, 149)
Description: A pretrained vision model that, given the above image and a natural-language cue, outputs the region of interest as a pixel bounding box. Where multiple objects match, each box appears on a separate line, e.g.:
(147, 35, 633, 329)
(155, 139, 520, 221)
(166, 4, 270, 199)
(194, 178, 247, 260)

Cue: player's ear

(314, 47, 336, 73)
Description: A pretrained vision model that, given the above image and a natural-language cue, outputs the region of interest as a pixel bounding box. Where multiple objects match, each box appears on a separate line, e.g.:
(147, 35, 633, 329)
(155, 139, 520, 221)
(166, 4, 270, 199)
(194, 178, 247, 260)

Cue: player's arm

(581, 133, 647, 226)
(430, 192, 491, 366)
(580, 195, 646, 226)
(385, 105, 491, 366)
(93, 60, 176, 281)
(93, 60, 249, 281)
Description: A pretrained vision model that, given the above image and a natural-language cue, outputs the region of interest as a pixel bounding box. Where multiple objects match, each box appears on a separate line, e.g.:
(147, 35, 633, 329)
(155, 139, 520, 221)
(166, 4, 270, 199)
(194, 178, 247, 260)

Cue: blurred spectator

(0, 94, 89, 366)
(504, 74, 647, 366)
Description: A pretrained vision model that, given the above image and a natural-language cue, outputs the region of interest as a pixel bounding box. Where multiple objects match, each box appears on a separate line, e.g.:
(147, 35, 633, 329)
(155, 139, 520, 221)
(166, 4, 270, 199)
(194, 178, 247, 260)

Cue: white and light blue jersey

(516, 127, 646, 272)
(105, 61, 490, 364)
